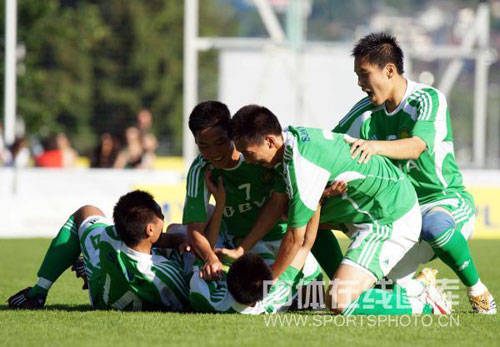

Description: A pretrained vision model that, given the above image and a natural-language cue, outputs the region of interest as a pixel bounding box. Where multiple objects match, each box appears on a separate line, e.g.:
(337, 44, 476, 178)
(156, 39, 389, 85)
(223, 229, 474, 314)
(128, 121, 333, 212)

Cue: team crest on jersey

(260, 171, 274, 185)
(398, 128, 411, 139)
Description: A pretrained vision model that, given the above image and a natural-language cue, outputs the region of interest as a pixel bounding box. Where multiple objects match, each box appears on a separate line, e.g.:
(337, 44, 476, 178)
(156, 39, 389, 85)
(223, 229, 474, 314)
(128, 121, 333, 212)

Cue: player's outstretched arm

(187, 222, 223, 280)
(270, 204, 322, 279)
(270, 226, 306, 280)
(345, 136, 426, 163)
(290, 205, 321, 271)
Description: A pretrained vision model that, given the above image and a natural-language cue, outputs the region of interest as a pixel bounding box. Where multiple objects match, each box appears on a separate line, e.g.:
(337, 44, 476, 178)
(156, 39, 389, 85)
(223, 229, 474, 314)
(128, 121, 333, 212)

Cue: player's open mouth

(213, 155, 224, 162)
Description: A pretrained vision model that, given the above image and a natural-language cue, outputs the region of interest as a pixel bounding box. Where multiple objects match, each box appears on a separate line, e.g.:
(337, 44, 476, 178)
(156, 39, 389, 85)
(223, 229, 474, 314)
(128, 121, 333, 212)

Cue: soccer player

(189, 204, 324, 314)
(8, 190, 191, 311)
(184, 101, 342, 280)
(229, 105, 450, 315)
(333, 32, 496, 314)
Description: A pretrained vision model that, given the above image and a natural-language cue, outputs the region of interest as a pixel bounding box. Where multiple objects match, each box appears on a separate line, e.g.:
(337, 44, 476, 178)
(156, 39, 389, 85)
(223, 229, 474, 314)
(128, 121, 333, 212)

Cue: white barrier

(1, 168, 500, 239)
(0, 168, 184, 237)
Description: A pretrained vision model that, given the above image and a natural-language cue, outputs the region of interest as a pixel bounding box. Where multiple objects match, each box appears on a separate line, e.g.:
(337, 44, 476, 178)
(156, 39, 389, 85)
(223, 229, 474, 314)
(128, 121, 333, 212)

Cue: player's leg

(327, 262, 432, 315)
(75, 207, 112, 307)
(8, 205, 104, 308)
(327, 242, 430, 315)
(326, 203, 445, 315)
(421, 199, 496, 314)
(422, 206, 479, 286)
(311, 228, 343, 279)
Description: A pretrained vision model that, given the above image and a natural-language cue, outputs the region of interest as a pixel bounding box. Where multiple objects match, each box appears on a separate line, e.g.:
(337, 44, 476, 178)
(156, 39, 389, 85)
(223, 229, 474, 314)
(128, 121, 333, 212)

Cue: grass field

(1, 238, 499, 347)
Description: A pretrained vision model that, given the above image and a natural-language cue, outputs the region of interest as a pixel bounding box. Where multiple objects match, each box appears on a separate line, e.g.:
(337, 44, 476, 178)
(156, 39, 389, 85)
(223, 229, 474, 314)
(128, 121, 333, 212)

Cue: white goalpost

(182, 0, 495, 171)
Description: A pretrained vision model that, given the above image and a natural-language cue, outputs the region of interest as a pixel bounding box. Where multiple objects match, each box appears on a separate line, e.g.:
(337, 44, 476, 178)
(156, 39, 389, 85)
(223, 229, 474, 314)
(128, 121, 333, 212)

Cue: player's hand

(344, 136, 379, 164)
(322, 181, 347, 200)
(200, 255, 224, 280)
(214, 247, 244, 263)
(205, 168, 226, 207)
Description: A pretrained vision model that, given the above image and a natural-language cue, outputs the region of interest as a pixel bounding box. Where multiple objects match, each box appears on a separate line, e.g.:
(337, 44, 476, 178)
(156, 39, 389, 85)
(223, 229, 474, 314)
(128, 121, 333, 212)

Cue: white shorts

(341, 202, 422, 281)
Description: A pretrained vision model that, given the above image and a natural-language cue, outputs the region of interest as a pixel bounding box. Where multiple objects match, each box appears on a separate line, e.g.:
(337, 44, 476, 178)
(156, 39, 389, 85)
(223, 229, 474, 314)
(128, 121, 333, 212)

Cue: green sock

(342, 287, 432, 316)
(428, 228, 479, 287)
(28, 216, 81, 298)
(311, 229, 343, 279)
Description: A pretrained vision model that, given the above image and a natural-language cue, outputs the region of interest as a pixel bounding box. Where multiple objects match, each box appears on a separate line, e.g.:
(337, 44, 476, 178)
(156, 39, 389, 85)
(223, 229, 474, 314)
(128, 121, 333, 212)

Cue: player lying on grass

(333, 32, 496, 314)
(184, 101, 342, 280)
(189, 200, 324, 314)
(229, 105, 451, 315)
(8, 190, 191, 311)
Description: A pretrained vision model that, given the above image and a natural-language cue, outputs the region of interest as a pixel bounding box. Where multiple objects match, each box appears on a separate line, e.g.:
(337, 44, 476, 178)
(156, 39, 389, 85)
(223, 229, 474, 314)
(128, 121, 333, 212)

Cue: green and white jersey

(90, 225, 191, 312)
(281, 126, 417, 228)
(189, 253, 323, 314)
(183, 154, 287, 241)
(334, 79, 472, 206)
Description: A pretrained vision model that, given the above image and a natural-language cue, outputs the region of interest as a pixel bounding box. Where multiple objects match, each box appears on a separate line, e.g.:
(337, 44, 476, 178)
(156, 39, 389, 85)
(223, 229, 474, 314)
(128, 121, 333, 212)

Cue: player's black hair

(113, 190, 164, 247)
(352, 32, 404, 74)
(229, 105, 282, 143)
(188, 101, 231, 136)
(227, 253, 273, 305)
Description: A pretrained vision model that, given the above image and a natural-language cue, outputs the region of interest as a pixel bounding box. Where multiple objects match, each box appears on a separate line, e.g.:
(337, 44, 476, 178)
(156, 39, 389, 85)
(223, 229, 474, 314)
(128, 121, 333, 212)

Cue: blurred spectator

(5, 137, 30, 168)
(141, 132, 158, 169)
(35, 133, 78, 168)
(114, 127, 147, 169)
(136, 108, 153, 134)
(90, 132, 119, 168)
(35, 135, 62, 167)
(136, 108, 158, 166)
(56, 133, 78, 167)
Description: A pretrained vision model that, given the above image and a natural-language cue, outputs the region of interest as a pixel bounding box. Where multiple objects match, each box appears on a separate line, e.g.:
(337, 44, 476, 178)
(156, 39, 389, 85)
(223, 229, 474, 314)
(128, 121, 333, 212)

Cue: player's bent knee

(421, 210, 455, 241)
(73, 205, 105, 228)
(326, 282, 355, 315)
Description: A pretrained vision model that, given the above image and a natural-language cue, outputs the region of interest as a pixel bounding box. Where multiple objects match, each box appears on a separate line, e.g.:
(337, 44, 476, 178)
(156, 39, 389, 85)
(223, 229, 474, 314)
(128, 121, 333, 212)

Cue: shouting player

(334, 32, 496, 314)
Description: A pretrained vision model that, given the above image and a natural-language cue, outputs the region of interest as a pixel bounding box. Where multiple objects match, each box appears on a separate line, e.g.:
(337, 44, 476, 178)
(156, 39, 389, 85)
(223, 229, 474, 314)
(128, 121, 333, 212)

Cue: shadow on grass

(0, 304, 94, 312)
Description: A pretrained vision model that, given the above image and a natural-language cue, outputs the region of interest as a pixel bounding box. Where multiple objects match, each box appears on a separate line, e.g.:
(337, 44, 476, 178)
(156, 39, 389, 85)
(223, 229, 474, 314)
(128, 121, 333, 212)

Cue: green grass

(1, 239, 499, 347)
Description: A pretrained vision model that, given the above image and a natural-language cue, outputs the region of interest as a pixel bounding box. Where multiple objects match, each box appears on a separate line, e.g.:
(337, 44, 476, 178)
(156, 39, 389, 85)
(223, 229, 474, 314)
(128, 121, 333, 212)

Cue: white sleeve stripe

(412, 91, 426, 120)
(424, 91, 435, 121)
(187, 162, 202, 197)
(339, 98, 371, 126)
(339, 98, 371, 127)
(154, 263, 189, 297)
(187, 161, 198, 197)
(419, 92, 431, 121)
(155, 263, 187, 293)
(193, 164, 202, 197)
(283, 163, 294, 199)
(412, 89, 435, 121)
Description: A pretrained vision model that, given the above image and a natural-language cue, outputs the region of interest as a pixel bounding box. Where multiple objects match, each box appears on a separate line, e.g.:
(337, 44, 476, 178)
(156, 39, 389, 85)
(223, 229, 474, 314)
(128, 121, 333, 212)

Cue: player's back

(284, 126, 417, 225)
(92, 226, 190, 311)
